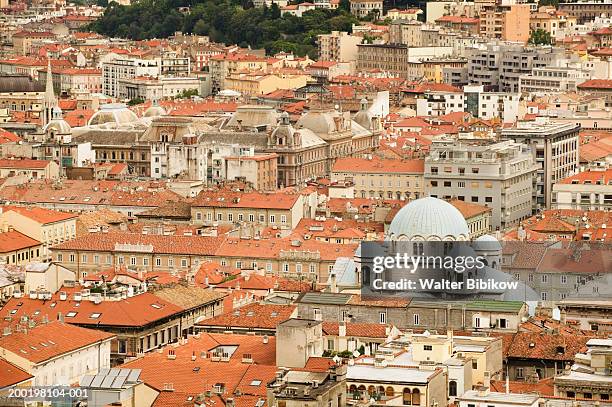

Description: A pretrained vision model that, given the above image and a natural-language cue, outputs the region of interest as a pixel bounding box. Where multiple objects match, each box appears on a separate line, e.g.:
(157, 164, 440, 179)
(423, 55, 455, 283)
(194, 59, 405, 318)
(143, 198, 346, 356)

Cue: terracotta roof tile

(332, 157, 424, 174)
(196, 303, 296, 330)
(0, 230, 40, 253)
(0, 358, 33, 387)
(3, 205, 77, 224)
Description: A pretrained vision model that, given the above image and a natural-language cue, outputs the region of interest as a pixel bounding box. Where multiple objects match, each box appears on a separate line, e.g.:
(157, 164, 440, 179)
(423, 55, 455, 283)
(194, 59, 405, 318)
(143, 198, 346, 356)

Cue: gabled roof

(0, 321, 114, 364)
(0, 358, 32, 387)
(196, 303, 296, 330)
(3, 205, 77, 224)
(0, 230, 41, 253)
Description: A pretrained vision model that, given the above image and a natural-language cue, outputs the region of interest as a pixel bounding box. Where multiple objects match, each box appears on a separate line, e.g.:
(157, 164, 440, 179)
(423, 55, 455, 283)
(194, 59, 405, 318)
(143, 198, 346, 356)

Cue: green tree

(529, 28, 552, 45)
(127, 97, 145, 106)
(175, 88, 199, 98)
(193, 19, 208, 35)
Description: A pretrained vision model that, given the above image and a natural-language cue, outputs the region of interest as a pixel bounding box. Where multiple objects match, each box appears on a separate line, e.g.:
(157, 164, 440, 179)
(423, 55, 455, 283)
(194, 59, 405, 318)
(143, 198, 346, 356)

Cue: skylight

(250, 380, 262, 386)
(90, 313, 101, 319)
(66, 312, 77, 317)
(151, 303, 162, 309)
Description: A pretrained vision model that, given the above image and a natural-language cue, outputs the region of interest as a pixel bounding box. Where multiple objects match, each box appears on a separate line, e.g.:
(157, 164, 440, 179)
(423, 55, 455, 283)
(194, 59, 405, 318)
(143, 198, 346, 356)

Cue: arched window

(449, 380, 457, 397)
(377, 386, 385, 395)
(362, 265, 371, 285)
(403, 388, 411, 405)
(412, 389, 420, 405)
(386, 386, 394, 397)
(368, 386, 376, 396)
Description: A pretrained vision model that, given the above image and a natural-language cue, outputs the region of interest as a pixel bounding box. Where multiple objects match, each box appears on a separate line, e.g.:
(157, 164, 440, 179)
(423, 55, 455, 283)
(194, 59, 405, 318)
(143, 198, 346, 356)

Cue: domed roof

(88, 103, 139, 127)
(473, 234, 502, 251)
(143, 104, 166, 118)
(296, 109, 337, 135)
(353, 98, 374, 130)
(388, 197, 470, 241)
(44, 118, 72, 135)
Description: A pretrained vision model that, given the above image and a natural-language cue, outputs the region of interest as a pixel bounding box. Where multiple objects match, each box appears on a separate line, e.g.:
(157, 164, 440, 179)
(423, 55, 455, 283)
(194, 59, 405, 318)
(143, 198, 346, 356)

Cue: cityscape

(0, 0, 611, 405)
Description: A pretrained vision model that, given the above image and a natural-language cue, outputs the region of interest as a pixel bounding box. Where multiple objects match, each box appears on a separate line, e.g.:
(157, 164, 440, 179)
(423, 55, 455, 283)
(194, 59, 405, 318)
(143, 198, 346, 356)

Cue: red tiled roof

(0, 230, 40, 253)
(3, 205, 77, 224)
(436, 15, 479, 24)
(332, 157, 424, 174)
(0, 321, 114, 364)
(490, 378, 554, 396)
(0, 158, 51, 169)
(448, 199, 492, 218)
(196, 303, 296, 330)
(0, 129, 22, 144)
(0, 358, 32, 387)
(0, 291, 186, 328)
(558, 169, 612, 184)
(53, 232, 224, 256)
(504, 331, 590, 361)
(322, 322, 388, 338)
(578, 79, 612, 90)
(192, 190, 301, 210)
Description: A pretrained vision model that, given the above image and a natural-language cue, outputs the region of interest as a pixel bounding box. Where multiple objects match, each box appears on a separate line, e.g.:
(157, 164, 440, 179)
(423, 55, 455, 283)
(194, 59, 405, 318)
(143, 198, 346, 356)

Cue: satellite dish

(352, 350, 360, 358)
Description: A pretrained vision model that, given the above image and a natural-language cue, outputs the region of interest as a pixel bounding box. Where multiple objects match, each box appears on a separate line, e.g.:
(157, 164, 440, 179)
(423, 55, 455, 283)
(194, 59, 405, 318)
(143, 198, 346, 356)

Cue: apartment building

(464, 85, 520, 123)
(530, 7, 577, 37)
(502, 118, 580, 210)
(331, 157, 425, 200)
(117, 76, 200, 100)
(0, 158, 59, 180)
(350, 0, 383, 18)
(425, 140, 536, 230)
(318, 31, 362, 62)
(466, 43, 564, 92)
(37, 67, 102, 96)
(480, 3, 531, 43)
(415, 87, 465, 116)
(357, 44, 453, 79)
(558, 0, 612, 23)
(0, 206, 77, 260)
(190, 190, 305, 231)
(519, 65, 592, 93)
(552, 168, 612, 211)
(102, 57, 160, 98)
(0, 229, 42, 265)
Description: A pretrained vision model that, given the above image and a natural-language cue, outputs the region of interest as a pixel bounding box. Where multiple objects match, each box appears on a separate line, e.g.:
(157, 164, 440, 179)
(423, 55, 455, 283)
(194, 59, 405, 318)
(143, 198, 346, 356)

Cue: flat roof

(347, 365, 436, 384)
(459, 390, 539, 404)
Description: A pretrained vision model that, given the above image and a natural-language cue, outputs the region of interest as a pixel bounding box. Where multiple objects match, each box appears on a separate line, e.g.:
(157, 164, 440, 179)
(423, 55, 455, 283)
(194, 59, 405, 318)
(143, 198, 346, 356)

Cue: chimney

(484, 371, 491, 390)
(226, 398, 235, 407)
(339, 321, 347, 337)
(330, 273, 337, 293)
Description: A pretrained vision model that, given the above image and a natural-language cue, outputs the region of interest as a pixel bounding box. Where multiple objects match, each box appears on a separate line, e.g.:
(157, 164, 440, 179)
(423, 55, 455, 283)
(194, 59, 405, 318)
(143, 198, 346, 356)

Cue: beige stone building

(350, 0, 383, 17)
(223, 72, 310, 97)
(331, 156, 425, 200)
(0, 206, 77, 260)
(224, 153, 278, 191)
(318, 31, 362, 62)
(0, 158, 60, 180)
(0, 229, 43, 265)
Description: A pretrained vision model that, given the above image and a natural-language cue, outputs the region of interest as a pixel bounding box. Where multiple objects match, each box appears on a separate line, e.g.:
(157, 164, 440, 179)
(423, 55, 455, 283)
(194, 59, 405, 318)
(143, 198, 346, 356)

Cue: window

(143, 258, 149, 266)
(81, 254, 87, 263)
(472, 360, 478, 369)
(130, 257, 137, 266)
(156, 258, 161, 267)
(94, 255, 99, 264)
(499, 318, 507, 329)
(541, 292, 548, 301)
(449, 380, 457, 397)
(541, 274, 548, 283)
(516, 367, 524, 378)
(327, 339, 334, 350)
(560, 275, 567, 284)
(281, 215, 287, 224)
(528, 274, 534, 282)
(474, 317, 481, 328)
(168, 258, 174, 267)
(69, 254, 75, 262)
(181, 259, 188, 268)
(313, 308, 322, 320)
(296, 263, 302, 273)
(379, 312, 386, 324)
(270, 215, 276, 223)
(57, 253, 63, 262)
(282, 263, 289, 272)
(66, 312, 77, 318)
(90, 313, 101, 319)
(413, 313, 420, 325)
(424, 345, 433, 351)
(228, 213, 233, 222)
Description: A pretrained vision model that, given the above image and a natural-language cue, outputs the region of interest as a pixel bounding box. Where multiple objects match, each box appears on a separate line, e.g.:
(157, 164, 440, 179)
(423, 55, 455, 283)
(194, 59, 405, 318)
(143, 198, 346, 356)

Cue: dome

(296, 108, 346, 137)
(353, 98, 374, 130)
(87, 103, 139, 127)
(473, 234, 503, 252)
(387, 197, 470, 241)
(143, 104, 166, 118)
(44, 118, 71, 135)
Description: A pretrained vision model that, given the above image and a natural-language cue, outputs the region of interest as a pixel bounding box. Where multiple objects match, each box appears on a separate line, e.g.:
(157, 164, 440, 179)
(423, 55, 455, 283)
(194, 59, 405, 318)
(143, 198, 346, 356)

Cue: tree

(193, 19, 208, 35)
(127, 97, 145, 106)
(339, 0, 350, 12)
(175, 88, 199, 99)
(529, 29, 552, 45)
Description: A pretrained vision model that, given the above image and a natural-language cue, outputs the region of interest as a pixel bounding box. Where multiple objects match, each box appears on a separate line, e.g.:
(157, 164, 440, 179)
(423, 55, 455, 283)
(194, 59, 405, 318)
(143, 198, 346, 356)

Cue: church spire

(43, 55, 57, 127)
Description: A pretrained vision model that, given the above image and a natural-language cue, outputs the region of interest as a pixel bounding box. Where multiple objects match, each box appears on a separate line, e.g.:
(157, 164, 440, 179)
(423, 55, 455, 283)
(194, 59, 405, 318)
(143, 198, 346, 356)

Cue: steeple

(43, 55, 57, 127)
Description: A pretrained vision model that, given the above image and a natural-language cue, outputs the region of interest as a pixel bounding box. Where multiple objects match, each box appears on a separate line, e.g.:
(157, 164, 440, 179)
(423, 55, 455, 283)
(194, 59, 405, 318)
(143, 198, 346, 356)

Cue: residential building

(464, 85, 520, 123)
(357, 44, 454, 79)
(190, 189, 305, 230)
(280, 2, 316, 16)
(554, 338, 612, 400)
(449, 199, 493, 237)
(557, 299, 612, 332)
(330, 156, 425, 200)
(0, 322, 114, 386)
(102, 57, 160, 99)
(529, 7, 577, 38)
(0, 285, 225, 365)
(502, 119, 580, 210)
(223, 72, 309, 96)
(386, 8, 423, 20)
(117, 76, 200, 100)
(0, 229, 42, 265)
(37, 67, 102, 96)
(0, 206, 77, 260)
(436, 15, 481, 35)
(415, 86, 465, 116)
(306, 60, 353, 82)
(224, 151, 278, 192)
(0, 158, 59, 180)
(350, 0, 383, 18)
(552, 168, 612, 211)
(480, 3, 531, 43)
(51, 232, 223, 276)
(519, 65, 592, 93)
(578, 79, 612, 107)
(11, 31, 56, 55)
(425, 140, 537, 230)
(208, 52, 268, 94)
(195, 303, 298, 335)
(267, 363, 348, 407)
(347, 358, 448, 406)
(318, 31, 363, 62)
(558, 0, 612, 23)
(276, 318, 324, 368)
